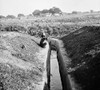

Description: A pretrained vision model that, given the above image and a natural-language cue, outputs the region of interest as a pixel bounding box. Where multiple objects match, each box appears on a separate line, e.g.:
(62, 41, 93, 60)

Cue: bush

(6, 15, 16, 19)
(72, 11, 78, 14)
(32, 10, 41, 16)
(27, 26, 37, 36)
(17, 14, 25, 18)
(49, 7, 62, 15)
(41, 9, 49, 14)
(0, 25, 27, 33)
(0, 15, 5, 19)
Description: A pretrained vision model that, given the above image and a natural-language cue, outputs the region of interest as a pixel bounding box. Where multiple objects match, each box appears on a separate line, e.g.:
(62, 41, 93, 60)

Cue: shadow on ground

(61, 26, 100, 90)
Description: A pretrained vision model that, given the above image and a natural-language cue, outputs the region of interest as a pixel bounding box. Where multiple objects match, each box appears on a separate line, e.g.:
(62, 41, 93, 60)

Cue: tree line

(0, 7, 97, 19)
(0, 7, 62, 19)
(32, 7, 62, 16)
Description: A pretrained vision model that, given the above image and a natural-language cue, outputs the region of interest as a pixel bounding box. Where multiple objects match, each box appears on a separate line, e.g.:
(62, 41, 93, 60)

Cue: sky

(0, 0, 100, 16)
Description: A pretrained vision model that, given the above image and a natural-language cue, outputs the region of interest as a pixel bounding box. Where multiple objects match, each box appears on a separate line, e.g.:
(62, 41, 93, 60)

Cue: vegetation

(32, 7, 62, 16)
(41, 9, 49, 14)
(17, 14, 25, 18)
(0, 15, 5, 19)
(6, 15, 16, 19)
(0, 24, 27, 33)
(6, 15, 15, 19)
(0, 12, 100, 38)
(32, 10, 41, 16)
(0, 63, 42, 90)
(48, 7, 62, 15)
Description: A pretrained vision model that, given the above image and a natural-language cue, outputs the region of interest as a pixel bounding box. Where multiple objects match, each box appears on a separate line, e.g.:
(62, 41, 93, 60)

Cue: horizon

(0, 0, 100, 16)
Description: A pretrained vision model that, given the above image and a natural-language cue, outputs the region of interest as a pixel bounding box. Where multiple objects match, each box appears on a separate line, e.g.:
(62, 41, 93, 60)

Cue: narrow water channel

(50, 51, 62, 90)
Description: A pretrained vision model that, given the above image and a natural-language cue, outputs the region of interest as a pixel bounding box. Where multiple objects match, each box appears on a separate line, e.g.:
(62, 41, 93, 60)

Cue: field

(0, 12, 100, 37)
(0, 12, 100, 90)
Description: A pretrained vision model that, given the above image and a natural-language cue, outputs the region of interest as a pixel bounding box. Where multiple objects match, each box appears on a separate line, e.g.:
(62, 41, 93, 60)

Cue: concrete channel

(50, 51, 62, 90)
(48, 38, 72, 90)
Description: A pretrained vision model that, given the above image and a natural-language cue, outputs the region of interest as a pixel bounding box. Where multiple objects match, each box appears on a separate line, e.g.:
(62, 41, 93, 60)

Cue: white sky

(0, 0, 100, 16)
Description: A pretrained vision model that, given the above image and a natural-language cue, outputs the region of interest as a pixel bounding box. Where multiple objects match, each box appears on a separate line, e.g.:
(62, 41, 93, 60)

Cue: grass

(0, 63, 42, 90)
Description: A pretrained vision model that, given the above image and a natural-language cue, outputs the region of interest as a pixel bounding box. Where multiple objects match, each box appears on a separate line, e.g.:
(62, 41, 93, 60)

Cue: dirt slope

(0, 32, 49, 90)
(61, 26, 100, 90)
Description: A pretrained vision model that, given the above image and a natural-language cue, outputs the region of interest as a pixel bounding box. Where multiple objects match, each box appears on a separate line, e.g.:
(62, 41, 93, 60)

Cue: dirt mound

(0, 32, 49, 90)
(61, 26, 100, 90)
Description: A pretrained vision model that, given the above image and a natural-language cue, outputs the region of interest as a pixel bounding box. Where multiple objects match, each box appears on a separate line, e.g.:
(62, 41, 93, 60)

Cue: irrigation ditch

(44, 38, 72, 90)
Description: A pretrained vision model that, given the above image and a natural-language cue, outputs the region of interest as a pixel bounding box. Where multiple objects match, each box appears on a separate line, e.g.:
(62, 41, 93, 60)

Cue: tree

(6, 15, 16, 19)
(0, 15, 5, 19)
(49, 7, 62, 15)
(41, 9, 49, 14)
(32, 10, 41, 16)
(90, 10, 94, 13)
(72, 11, 78, 14)
(17, 14, 25, 18)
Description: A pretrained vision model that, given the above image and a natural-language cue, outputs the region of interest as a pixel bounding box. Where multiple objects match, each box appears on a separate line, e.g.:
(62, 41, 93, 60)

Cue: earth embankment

(0, 32, 50, 90)
(61, 26, 100, 90)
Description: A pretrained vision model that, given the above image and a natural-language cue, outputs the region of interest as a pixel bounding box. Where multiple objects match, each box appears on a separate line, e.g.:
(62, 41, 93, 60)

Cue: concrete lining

(49, 38, 72, 90)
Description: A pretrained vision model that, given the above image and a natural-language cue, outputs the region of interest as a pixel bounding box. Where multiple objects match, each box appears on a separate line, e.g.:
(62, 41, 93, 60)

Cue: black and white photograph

(0, 0, 100, 90)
